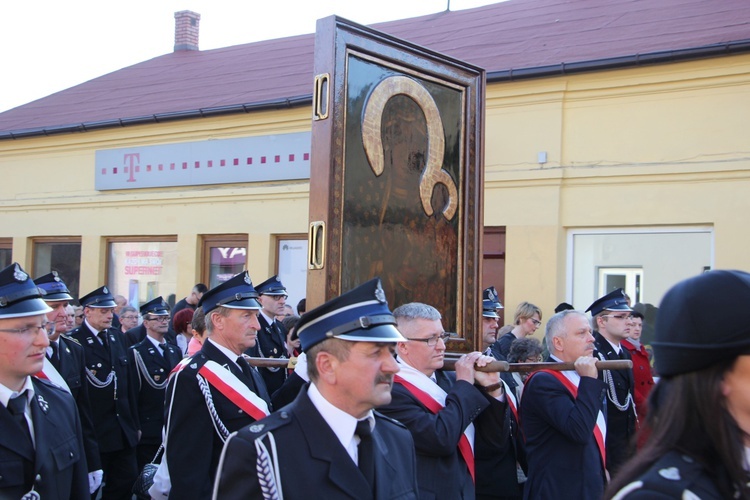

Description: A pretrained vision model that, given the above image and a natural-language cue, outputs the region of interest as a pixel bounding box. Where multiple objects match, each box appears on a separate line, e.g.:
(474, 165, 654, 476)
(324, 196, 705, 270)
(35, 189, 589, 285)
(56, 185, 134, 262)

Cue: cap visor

(334, 324, 406, 343)
(221, 298, 262, 310)
(0, 298, 53, 318)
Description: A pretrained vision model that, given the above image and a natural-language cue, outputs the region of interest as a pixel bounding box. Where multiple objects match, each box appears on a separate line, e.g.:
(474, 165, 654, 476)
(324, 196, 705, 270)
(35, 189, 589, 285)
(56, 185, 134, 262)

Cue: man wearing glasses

(0, 263, 89, 499)
(586, 288, 637, 479)
(70, 285, 141, 500)
(129, 297, 182, 470)
(378, 302, 511, 499)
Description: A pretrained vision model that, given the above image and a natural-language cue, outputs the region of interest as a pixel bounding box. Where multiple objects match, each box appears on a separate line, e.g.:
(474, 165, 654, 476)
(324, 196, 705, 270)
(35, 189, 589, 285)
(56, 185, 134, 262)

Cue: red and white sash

(502, 379, 518, 422)
(35, 357, 71, 394)
(529, 369, 607, 468)
(393, 362, 475, 482)
(198, 360, 270, 421)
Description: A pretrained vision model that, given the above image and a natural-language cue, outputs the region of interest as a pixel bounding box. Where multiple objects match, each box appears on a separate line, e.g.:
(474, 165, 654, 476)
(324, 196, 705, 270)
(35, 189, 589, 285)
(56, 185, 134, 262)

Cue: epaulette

(613, 451, 715, 499)
(374, 410, 409, 430)
(61, 334, 81, 345)
(242, 411, 292, 438)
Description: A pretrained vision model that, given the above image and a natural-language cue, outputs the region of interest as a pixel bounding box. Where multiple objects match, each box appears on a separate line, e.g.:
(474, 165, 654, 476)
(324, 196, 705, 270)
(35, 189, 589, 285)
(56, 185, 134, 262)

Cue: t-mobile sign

(95, 131, 311, 190)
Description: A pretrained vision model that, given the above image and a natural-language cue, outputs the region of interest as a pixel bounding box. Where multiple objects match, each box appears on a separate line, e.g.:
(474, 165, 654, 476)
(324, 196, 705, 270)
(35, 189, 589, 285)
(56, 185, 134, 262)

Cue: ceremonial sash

(531, 369, 607, 469)
(35, 357, 71, 393)
(169, 357, 192, 376)
(394, 374, 475, 482)
(502, 379, 518, 422)
(198, 360, 270, 421)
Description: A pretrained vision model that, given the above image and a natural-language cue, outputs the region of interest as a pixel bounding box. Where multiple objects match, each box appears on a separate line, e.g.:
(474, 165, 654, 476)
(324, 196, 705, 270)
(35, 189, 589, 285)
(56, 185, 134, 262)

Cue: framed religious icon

(307, 16, 485, 352)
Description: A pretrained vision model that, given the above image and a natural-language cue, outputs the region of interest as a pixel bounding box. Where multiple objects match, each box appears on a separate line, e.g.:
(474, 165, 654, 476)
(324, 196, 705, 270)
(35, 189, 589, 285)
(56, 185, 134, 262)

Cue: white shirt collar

(0, 376, 35, 408)
(145, 334, 165, 352)
(307, 381, 374, 464)
(549, 354, 581, 387)
(260, 310, 275, 325)
(604, 337, 621, 355)
(207, 338, 242, 368)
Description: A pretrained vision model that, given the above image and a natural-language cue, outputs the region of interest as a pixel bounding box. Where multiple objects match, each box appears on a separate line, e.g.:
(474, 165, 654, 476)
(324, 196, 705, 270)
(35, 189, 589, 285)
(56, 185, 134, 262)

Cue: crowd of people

(0, 260, 748, 499)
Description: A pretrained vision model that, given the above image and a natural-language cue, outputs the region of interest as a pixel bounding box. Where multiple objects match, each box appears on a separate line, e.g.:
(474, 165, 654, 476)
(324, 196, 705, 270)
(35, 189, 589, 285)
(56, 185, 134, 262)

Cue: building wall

(1, 54, 749, 318)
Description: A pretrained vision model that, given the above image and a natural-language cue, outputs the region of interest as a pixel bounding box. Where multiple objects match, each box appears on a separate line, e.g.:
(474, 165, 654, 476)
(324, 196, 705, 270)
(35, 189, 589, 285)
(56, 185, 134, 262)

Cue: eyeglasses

(602, 314, 631, 321)
(0, 322, 51, 336)
(75, 314, 84, 319)
(145, 316, 170, 322)
(406, 332, 452, 346)
(120, 315, 139, 320)
(268, 295, 288, 301)
(529, 318, 542, 327)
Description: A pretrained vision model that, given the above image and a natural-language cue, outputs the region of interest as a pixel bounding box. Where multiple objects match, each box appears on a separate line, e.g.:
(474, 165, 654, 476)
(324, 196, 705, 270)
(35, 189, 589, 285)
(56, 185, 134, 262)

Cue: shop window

(108, 239, 177, 308)
(202, 235, 248, 289)
(276, 235, 308, 315)
(32, 239, 82, 299)
(568, 227, 712, 344)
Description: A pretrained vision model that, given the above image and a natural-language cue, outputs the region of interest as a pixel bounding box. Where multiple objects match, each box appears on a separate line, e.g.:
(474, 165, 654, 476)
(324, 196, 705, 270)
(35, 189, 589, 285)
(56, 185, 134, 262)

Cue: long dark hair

(605, 358, 750, 499)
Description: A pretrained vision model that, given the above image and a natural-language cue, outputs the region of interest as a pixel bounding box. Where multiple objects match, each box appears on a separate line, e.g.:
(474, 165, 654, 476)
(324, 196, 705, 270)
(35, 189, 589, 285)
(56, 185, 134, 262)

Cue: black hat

(0, 263, 52, 319)
(653, 270, 750, 377)
(140, 296, 170, 316)
(34, 272, 74, 302)
(79, 286, 117, 308)
(555, 302, 574, 313)
(482, 286, 502, 318)
(586, 288, 632, 316)
(198, 271, 261, 314)
(255, 275, 288, 296)
(296, 278, 406, 352)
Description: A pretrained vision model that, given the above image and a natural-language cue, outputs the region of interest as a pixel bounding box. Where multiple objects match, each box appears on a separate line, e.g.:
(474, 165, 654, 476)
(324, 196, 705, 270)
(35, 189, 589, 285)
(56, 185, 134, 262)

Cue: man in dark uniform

(378, 302, 510, 499)
(586, 288, 637, 478)
(246, 275, 289, 395)
(164, 271, 271, 500)
(70, 285, 140, 500)
(34, 272, 103, 495)
(478, 287, 526, 500)
(0, 263, 89, 499)
(214, 278, 419, 499)
(129, 296, 182, 470)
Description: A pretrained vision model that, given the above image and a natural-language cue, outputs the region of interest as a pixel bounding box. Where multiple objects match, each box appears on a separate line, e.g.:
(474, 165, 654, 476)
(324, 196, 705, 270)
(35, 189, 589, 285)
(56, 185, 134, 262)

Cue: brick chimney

(174, 11, 200, 51)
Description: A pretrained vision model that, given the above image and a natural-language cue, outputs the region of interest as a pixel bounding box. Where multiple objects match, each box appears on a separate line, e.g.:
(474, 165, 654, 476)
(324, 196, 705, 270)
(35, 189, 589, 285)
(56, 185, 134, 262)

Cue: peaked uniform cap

(296, 278, 406, 351)
(255, 275, 288, 296)
(0, 263, 52, 318)
(653, 270, 750, 377)
(34, 271, 74, 302)
(198, 271, 261, 314)
(140, 296, 170, 316)
(79, 286, 117, 308)
(482, 286, 502, 318)
(586, 288, 632, 316)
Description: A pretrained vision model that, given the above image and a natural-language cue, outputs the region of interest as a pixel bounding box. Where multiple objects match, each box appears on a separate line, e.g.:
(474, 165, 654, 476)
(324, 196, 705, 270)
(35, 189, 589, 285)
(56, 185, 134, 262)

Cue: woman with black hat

(607, 270, 750, 499)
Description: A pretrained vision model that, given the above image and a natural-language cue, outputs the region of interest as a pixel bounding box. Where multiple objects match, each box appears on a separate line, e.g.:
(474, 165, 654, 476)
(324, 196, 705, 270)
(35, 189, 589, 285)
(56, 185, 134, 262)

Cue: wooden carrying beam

(243, 356, 632, 373)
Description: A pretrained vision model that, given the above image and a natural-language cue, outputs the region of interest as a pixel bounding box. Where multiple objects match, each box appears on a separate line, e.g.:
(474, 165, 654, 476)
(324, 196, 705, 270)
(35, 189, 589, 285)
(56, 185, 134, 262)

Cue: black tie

(237, 357, 259, 392)
(356, 419, 375, 491)
(158, 343, 167, 356)
(8, 392, 33, 447)
(98, 331, 108, 348)
(48, 341, 61, 370)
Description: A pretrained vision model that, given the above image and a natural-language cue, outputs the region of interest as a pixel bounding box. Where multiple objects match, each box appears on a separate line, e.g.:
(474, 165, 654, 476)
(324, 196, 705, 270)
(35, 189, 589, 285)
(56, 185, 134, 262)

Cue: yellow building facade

(1, 52, 748, 321)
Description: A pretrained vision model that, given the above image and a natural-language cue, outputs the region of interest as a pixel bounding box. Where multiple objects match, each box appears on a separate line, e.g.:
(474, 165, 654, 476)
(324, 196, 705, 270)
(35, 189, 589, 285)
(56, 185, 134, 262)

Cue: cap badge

(13, 264, 28, 282)
(103, 287, 109, 294)
(52, 272, 61, 281)
(375, 281, 386, 303)
(244, 273, 252, 285)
